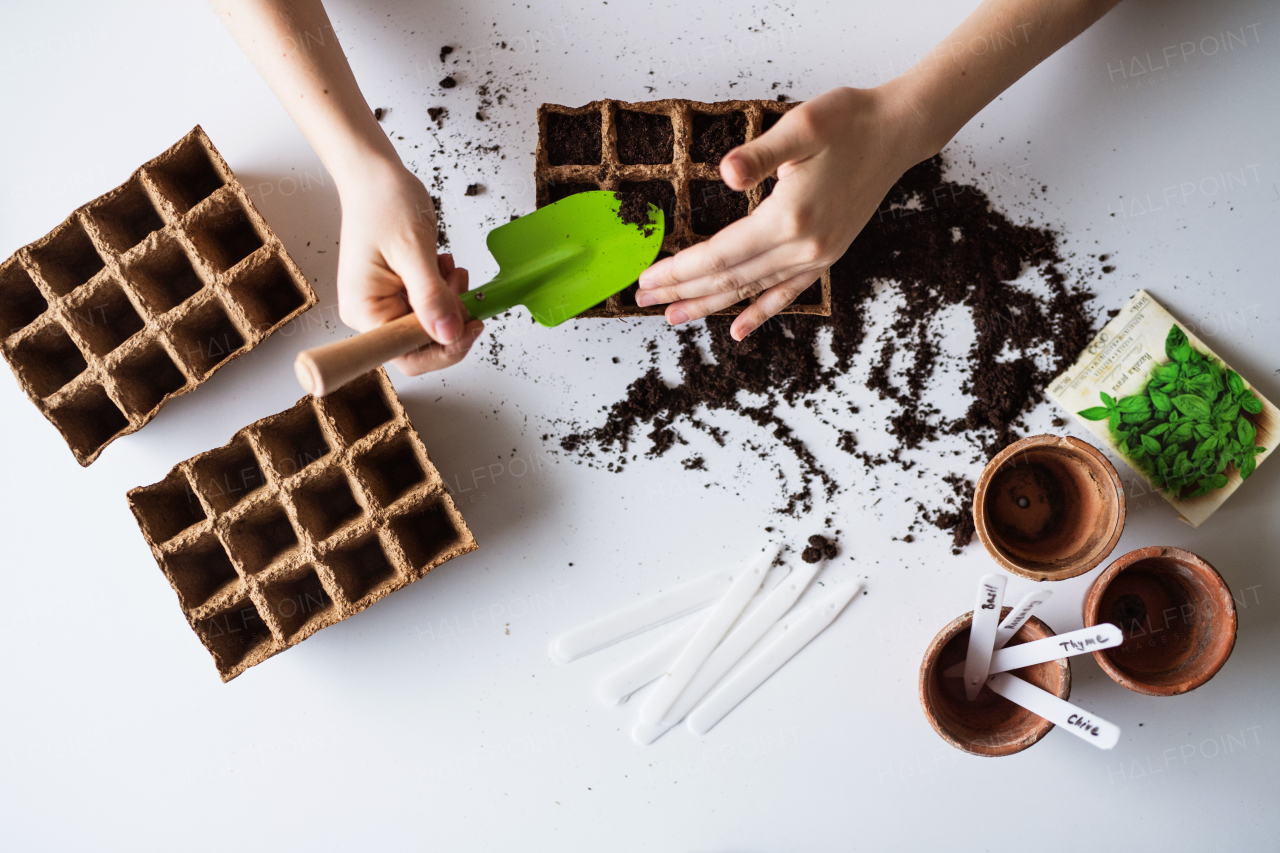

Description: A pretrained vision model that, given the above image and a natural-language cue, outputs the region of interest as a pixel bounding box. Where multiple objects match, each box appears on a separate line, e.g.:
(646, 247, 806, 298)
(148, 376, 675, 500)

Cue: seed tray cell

(127, 368, 476, 681)
(0, 126, 317, 465)
(536, 99, 831, 317)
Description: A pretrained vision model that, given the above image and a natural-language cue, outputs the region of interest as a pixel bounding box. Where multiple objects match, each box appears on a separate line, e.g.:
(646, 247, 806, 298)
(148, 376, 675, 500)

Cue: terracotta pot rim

(973, 433, 1126, 582)
(1082, 545, 1237, 696)
(918, 609, 1072, 757)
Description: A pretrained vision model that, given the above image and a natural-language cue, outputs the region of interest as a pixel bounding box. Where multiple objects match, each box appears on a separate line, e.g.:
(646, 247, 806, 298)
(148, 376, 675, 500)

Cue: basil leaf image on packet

(1047, 290, 1276, 527)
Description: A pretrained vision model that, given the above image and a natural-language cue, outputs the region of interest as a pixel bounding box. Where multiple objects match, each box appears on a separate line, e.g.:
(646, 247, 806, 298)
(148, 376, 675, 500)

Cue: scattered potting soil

(617, 110, 674, 165)
(801, 534, 840, 563)
(374, 107, 387, 121)
(440, 45, 454, 64)
(691, 111, 746, 164)
(465, 183, 483, 196)
(553, 154, 1104, 549)
(440, 76, 458, 89)
(546, 112, 603, 166)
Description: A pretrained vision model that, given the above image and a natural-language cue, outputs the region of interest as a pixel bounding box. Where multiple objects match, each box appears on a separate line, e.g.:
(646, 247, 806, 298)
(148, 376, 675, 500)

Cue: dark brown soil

(465, 183, 483, 196)
(617, 110, 674, 165)
(801, 534, 840, 563)
(553, 154, 1102, 545)
(691, 112, 746, 164)
(614, 191, 656, 236)
(546, 112, 602, 166)
(619, 180, 674, 226)
(440, 76, 457, 89)
(691, 180, 747, 235)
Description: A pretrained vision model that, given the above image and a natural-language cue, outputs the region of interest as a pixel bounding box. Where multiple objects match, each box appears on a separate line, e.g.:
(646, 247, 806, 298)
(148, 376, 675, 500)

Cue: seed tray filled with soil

(0, 126, 316, 465)
(535, 99, 831, 318)
(127, 368, 477, 682)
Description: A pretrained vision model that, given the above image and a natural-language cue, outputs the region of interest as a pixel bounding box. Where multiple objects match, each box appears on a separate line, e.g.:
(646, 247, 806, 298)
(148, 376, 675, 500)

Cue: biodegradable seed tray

(535, 99, 832, 318)
(127, 368, 476, 681)
(0, 126, 316, 465)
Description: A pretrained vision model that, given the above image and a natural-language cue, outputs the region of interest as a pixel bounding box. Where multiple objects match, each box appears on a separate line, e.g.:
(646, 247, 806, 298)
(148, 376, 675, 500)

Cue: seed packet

(1047, 290, 1275, 527)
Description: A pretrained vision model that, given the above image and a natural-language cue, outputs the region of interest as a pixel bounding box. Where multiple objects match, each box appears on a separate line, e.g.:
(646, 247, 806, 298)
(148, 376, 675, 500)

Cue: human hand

(335, 159, 484, 374)
(635, 84, 927, 340)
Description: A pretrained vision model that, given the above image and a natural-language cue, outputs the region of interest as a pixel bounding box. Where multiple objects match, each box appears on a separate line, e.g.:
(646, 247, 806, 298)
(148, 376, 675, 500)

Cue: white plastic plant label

(1047, 290, 1276, 527)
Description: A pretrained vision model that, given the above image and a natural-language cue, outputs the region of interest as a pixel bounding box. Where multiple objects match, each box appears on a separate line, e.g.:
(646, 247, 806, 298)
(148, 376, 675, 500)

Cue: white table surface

(3, 1, 1278, 850)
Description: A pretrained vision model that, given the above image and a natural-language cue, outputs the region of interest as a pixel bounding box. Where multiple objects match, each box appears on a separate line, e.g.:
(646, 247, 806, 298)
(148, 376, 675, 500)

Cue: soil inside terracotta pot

(1097, 559, 1207, 680)
(926, 613, 1067, 755)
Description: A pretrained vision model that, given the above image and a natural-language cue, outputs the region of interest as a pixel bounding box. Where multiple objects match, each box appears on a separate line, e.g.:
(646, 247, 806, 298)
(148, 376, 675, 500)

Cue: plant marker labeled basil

(984, 623, 1123, 674)
(963, 574, 1006, 700)
(637, 544, 777, 725)
(988, 673, 1120, 749)
(943, 588, 1052, 678)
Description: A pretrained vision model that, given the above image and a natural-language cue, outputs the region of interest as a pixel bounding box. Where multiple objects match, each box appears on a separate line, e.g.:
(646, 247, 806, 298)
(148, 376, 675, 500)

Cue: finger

(390, 243, 467, 346)
(391, 319, 485, 376)
(444, 263, 470, 296)
(663, 264, 806, 326)
(638, 212, 778, 289)
(636, 244, 803, 307)
(730, 271, 822, 340)
(438, 253, 456, 278)
(720, 110, 819, 191)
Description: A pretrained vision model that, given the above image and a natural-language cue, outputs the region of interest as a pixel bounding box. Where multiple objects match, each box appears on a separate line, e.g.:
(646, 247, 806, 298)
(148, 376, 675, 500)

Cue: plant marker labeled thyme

(963, 574, 1006, 701)
(981, 624, 1123, 674)
(1048, 290, 1276, 527)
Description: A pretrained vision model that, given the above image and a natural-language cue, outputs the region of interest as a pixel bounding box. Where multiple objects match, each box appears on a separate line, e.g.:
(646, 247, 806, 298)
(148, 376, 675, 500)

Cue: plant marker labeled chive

(548, 567, 734, 664)
(983, 624, 1123, 674)
(637, 544, 778, 725)
(963, 573, 1006, 701)
(987, 673, 1120, 750)
(943, 589, 1052, 678)
(597, 612, 708, 706)
(658, 558, 826, 729)
(686, 582, 862, 736)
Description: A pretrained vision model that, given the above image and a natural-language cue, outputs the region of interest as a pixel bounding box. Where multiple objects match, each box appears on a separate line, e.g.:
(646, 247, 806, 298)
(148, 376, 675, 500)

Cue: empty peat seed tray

(127, 368, 476, 681)
(0, 126, 316, 465)
(535, 99, 831, 318)
(919, 609, 1070, 757)
(973, 434, 1126, 581)
(1083, 546, 1236, 696)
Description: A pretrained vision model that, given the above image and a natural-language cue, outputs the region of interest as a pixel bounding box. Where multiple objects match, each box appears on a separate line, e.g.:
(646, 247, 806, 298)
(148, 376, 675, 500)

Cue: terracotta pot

(919, 608, 1071, 756)
(1082, 546, 1236, 696)
(973, 434, 1125, 581)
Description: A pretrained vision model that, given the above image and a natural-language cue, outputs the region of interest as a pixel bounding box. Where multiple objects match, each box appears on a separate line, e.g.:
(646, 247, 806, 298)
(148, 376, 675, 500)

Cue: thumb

(392, 246, 467, 346)
(720, 112, 816, 191)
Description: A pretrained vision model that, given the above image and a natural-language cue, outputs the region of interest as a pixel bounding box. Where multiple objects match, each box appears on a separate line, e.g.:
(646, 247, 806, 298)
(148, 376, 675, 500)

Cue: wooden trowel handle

(295, 313, 433, 397)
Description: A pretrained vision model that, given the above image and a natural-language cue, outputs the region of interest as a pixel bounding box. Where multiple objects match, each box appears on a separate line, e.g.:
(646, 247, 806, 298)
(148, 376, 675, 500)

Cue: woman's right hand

(335, 158, 484, 375)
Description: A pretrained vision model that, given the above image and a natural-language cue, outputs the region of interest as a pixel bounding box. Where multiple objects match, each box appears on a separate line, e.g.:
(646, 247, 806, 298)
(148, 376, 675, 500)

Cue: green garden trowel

(295, 191, 664, 395)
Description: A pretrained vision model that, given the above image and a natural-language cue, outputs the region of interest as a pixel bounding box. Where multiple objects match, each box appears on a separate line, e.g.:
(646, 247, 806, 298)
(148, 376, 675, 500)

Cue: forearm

(893, 0, 1122, 160)
(209, 0, 399, 192)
